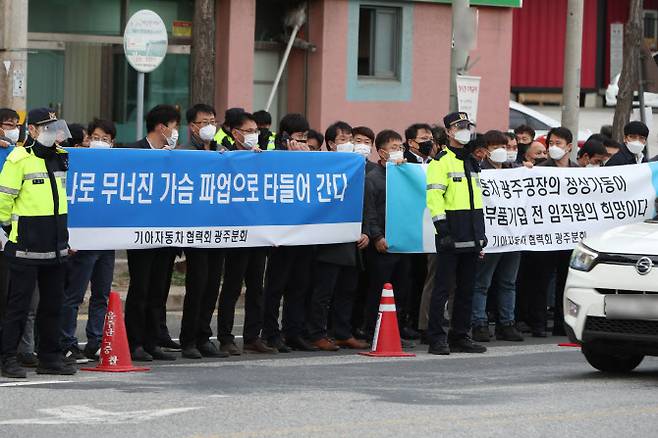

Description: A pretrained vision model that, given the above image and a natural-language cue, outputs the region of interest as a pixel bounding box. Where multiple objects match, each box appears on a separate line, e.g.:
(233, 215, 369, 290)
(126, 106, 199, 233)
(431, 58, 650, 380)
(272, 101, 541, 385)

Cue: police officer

(426, 112, 487, 355)
(213, 107, 244, 150)
(0, 108, 74, 378)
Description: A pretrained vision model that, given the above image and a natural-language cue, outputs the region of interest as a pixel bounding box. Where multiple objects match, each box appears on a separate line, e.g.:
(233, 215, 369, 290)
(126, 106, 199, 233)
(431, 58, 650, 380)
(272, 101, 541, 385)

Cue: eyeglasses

(90, 134, 112, 143)
(192, 120, 216, 127)
(237, 128, 259, 135)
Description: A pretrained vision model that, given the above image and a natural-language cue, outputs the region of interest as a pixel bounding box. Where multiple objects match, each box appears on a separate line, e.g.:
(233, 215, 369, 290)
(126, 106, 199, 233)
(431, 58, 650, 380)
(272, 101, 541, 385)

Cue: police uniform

(213, 127, 235, 150)
(0, 108, 72, 376)
(425, 112, 486, 352)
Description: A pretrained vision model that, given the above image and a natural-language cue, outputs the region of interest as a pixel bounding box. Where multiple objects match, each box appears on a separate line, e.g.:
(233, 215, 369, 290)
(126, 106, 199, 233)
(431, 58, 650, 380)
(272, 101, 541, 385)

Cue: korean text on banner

(385, 163, 658, 253)
(63, 149, 365, 249)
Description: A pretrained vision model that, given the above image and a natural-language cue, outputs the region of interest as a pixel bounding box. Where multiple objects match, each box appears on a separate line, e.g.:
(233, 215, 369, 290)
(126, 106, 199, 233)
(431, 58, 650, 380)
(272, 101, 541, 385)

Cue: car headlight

(570, 244, 599, 272)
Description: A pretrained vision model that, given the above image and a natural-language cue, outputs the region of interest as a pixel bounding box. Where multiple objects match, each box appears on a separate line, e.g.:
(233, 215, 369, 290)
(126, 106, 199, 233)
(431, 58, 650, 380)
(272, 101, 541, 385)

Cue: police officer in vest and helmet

(0, 108, 74, 378)
(426, 111, 487, 356)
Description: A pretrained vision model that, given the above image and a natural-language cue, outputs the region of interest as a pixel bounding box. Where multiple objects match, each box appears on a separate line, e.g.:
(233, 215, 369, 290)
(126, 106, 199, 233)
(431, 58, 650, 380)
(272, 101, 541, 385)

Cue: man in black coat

(605, 121, 649, 167)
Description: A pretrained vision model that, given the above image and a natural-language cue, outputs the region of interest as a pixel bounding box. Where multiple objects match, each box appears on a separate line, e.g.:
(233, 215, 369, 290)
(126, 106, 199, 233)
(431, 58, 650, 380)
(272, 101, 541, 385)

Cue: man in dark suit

(306, 121, 370, 351)
(116, 104, 180, 361)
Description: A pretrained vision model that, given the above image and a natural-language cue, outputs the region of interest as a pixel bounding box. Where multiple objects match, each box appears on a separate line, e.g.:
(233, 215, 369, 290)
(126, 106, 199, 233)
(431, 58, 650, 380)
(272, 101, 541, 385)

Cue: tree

(190, 0, 215, 106)
(612, 0, 643, 142)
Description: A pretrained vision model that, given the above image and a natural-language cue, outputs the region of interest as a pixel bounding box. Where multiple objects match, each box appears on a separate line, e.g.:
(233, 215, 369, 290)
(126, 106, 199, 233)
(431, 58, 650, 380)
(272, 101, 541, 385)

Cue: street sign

(456, 75, 481, 122)
(123, 9, 168, 140)
(123, 9, 168, 74)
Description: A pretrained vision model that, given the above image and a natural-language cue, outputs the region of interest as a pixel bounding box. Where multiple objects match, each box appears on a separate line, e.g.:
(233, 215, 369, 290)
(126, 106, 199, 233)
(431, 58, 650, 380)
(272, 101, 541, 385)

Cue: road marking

(162, 343, 578, 369)
(0, 405, 201, 425)
(0, 380, 72, 387)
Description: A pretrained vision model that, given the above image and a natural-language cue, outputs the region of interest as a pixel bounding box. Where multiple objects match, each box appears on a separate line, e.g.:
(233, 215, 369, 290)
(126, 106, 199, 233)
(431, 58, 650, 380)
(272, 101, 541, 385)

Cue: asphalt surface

(2, 327, 658, 438)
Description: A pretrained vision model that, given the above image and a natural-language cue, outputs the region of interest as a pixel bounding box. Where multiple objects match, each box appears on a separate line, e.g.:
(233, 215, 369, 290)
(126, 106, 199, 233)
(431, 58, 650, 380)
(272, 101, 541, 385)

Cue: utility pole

(0, 0, 28, 114)
(561, 0, 584, 160)
(190, 0, 215, 105)
(612, 0, 643, 142)
(449, 0, 470, 112)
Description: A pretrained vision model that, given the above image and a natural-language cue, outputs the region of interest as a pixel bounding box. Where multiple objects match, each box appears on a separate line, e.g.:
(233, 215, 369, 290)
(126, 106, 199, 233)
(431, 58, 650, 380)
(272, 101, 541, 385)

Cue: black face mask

(259, 127, 270, 138)
(418, 140, 434, 156)
(534, 157, 547, 165)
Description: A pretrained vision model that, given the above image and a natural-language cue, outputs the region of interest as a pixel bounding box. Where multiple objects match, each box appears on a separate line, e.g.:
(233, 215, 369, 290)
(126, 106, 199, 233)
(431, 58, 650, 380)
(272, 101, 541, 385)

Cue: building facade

(511, 0, 658, 103)
(24, 0, 518, 144)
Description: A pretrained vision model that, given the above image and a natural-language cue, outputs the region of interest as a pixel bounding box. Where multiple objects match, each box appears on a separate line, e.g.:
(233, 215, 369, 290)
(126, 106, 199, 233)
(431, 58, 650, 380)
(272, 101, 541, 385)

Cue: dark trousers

(427, 245, 479, 345)
(217, 247, 267, 344)
(60, 250, 115, 350)
(308, 261, 358, 341)
(262, 246, 314, 341)
(158, 250, 178, 343)
(518, 250, 570, 333)
(0, 253, 10, 337)
(363, 248, 410, 337)
(1, 261, 66, 366)
(125, 248, 176, 351)
(180, 248, 224, 347)
(405, 253, 427, 330)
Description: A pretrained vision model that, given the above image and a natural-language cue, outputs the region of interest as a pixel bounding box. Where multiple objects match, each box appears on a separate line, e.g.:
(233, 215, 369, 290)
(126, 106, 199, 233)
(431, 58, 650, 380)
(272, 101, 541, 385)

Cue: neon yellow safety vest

(0, 145, 69, 263)
(426, 147, 486, 251)
(266, 131, 276, 150)
(213, 127, 235, 149)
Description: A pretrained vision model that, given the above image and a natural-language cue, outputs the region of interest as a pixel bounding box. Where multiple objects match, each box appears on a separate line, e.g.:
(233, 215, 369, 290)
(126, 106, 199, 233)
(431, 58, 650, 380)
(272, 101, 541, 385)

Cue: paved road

(2, 336, 658, 438)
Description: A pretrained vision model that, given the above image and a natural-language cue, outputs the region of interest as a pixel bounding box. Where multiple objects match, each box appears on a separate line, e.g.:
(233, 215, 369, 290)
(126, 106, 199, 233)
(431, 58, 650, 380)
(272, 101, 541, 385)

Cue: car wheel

(582, 345, 644, 373)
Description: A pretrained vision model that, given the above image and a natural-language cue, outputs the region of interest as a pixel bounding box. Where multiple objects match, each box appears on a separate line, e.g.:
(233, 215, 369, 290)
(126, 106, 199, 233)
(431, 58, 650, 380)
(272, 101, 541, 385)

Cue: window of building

(644, 10, 658, 51)
(357, 6, 401, 79)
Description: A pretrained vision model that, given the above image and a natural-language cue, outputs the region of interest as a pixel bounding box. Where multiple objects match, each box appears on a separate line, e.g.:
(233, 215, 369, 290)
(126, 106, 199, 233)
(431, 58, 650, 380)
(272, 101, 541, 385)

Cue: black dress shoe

(428, 343, 450, 355)
(181, 346, 203, 359)
(532, 331, 548, 338)
(146, 346, 177, 361)
(17, 352, 38, 368)
(353, 327, 369, 341)
(159, 338, 182, 352)
(220, 342, 241, 356)
(267, 337, 292, 353)
(36, 363, 77, 375)
(449, 337, 487, 353)
(400, 326, 421, 340)
(1, 356, 27, 378)
(286, 336, 319, 352)
(198, 341, 229, 358)
(131, 346, 153, 362)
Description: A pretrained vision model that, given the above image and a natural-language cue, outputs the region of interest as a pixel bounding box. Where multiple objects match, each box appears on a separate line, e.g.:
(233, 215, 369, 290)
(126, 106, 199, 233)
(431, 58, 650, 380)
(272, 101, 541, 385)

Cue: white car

(565, 220, 658, 372)
(509, 101, 591, 144)
(605, 73, 658, 107)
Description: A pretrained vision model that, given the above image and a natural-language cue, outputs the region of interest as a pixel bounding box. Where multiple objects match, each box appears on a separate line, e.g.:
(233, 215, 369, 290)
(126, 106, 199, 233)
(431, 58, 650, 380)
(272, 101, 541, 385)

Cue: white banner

(456, 75, 481, 122)
(481, 165, 656, 253)
(385, 163, 658, 253)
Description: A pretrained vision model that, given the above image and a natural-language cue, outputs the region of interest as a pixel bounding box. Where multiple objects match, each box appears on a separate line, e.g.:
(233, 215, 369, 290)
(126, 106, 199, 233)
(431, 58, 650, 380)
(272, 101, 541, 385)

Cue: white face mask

(586, 163, 600, 168)
(336, 142, 354, 153)
(388, 150, 404, 162)
(199, 124, 217, 142)
(506, 150, 518, 162)
(89, 140, 111, 149)
(548, 145, 566, 160)
(36, 130, 57, 147)
(626, 140, 645, 154)
(354, 143, 371, 157)
(3, 128, 19, 144)
(489, 147, 508, 164)
(242, 132, 259, 149)
(454, 129, 472, 145)
(165, 128, 178, 148)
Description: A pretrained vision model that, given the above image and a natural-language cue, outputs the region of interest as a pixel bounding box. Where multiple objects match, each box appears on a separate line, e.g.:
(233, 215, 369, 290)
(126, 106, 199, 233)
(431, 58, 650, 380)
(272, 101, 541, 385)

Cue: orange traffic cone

(81, 291, 150, 373)
(360, 283, 415, 358)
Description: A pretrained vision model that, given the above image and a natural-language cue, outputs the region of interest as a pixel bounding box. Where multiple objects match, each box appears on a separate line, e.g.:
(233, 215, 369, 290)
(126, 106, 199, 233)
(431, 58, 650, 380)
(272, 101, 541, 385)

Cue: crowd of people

(0, 102, 651, 378)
